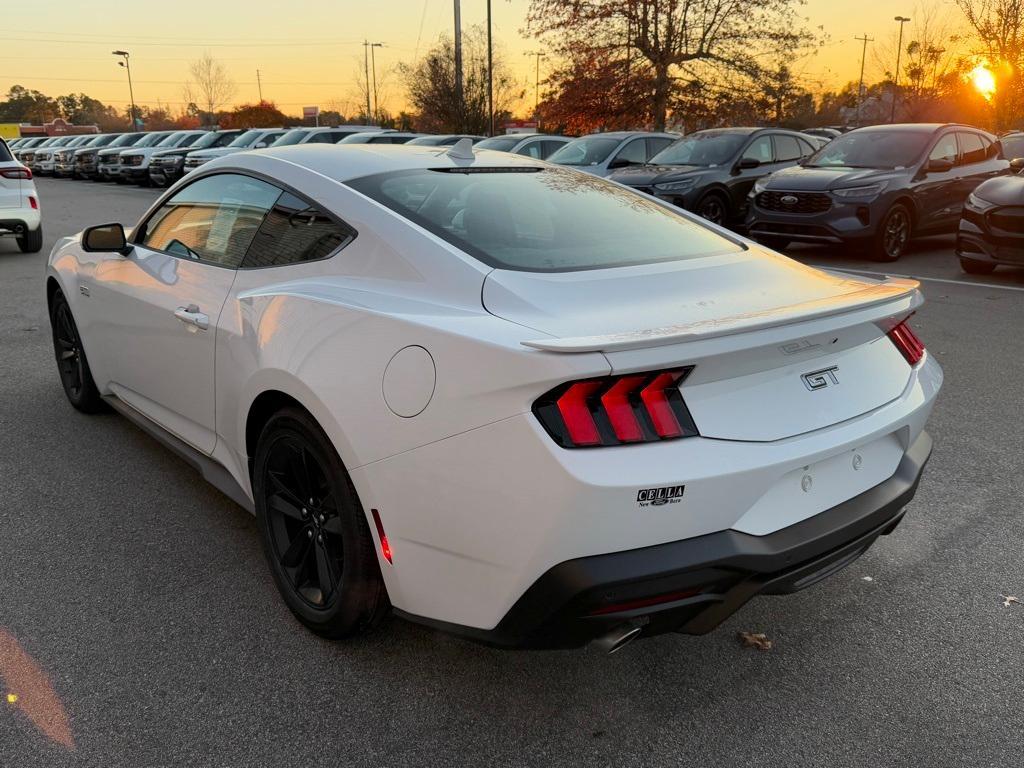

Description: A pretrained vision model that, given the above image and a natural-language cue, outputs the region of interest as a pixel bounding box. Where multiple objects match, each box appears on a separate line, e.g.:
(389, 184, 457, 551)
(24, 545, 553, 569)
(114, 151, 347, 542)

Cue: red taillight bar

(887, 319, 925, 366)
(534, 368, 699, 449)
(0, 167, 32, 180)
(370, 508, 393, 564)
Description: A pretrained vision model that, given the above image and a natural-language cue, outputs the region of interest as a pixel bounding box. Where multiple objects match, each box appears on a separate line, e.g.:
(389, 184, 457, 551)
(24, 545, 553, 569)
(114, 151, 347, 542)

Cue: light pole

(525, 51, 546, 128)
(112, 50, 138, 131)
(891, 16, 911, 123)
(370, 42, 383, 124)
(854, 34, 873, 126)
(486, 0, 494, 136)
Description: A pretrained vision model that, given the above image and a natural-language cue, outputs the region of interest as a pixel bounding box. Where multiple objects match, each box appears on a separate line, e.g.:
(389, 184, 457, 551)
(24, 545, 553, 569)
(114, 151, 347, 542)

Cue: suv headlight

(653, 177, 697, 193)
(832, 182, 888, 199)
(753, 176, 771, 195)
(965, 192, 995, 210)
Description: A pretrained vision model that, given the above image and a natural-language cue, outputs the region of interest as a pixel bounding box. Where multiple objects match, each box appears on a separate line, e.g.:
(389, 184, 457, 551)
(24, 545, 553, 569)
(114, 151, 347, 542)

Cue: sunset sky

(2, 0, 970, 118)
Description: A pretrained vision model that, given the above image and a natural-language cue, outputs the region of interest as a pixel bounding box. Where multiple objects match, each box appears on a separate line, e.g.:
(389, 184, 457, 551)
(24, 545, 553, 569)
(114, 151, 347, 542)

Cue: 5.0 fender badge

(637, 485, 685, 507)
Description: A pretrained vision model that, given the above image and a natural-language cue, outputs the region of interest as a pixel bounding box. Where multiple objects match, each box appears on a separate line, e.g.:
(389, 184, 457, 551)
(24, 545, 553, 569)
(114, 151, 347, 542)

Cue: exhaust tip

(14, 224, 25, 234)
(593, 624, 643, 655)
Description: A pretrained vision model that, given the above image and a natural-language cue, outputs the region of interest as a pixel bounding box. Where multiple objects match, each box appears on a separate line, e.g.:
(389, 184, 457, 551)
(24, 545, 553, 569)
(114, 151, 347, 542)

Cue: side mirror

(736, 157, 761, 170)
(1010, 157, 1024, 173)
(608, 157, 635, 170)
(82, 223, 130, 254)
(926, 157, 955, 173)
(253, 142, 268, 149)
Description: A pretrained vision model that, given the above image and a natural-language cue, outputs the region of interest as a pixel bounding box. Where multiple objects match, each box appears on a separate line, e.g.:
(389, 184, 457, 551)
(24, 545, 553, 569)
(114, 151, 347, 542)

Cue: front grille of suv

(756, 191, 832, 214)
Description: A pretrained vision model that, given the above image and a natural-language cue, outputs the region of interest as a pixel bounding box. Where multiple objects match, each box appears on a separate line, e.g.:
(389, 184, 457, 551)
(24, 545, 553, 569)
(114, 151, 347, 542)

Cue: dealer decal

(636, 485, 685, 507)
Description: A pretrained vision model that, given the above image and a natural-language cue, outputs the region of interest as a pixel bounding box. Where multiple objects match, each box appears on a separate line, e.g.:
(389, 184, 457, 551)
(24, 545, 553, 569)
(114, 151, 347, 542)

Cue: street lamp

(890, 16, 911, 123)
(111, 49, 138, 132)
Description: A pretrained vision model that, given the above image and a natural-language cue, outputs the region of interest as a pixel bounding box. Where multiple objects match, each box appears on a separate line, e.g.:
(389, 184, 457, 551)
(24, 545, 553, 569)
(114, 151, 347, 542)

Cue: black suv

(608, 128, 819, 226)
(956, 157, 1024, 274)
(746, 123, 1009, 261)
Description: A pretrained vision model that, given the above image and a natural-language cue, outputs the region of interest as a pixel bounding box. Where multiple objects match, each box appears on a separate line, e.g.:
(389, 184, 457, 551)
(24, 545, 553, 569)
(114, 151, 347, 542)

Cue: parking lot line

(809, 265, 1024, 293)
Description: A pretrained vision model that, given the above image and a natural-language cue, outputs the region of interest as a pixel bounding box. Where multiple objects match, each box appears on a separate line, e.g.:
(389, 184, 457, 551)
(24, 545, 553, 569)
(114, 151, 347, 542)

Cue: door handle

(174, 304, 210, 330)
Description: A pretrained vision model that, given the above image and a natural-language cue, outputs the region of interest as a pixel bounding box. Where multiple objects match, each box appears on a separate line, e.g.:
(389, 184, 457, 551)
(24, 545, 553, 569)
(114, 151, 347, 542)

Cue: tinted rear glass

(346, 167, 742, 272)
(548, 137, 621, 166)
(0, 141, 12, 162)
(806, 130, 932, 169)
(475, 136, 521, 152)
(1001, 135, 1024, 161)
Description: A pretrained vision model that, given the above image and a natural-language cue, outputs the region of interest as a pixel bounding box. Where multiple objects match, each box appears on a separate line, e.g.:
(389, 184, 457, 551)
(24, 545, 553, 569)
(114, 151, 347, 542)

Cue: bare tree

(183, 53, 236, 122)
(527, 0, 819, 131)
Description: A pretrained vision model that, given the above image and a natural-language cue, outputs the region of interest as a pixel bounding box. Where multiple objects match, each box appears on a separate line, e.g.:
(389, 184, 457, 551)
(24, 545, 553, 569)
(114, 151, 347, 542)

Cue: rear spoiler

(521, 277, 921, 354)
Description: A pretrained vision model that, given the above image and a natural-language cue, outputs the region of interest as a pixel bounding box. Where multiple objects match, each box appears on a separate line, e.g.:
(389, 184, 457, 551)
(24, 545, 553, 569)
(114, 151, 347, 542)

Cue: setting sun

(969, 63, 997, 101)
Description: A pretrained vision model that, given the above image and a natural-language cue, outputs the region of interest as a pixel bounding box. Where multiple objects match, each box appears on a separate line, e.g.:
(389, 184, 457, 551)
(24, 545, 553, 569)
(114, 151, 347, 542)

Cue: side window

(516, 140, 545, 159)
(958, 132, 987, 165)
(773, 135, 803, 162)
(797, 138, 818, 158)
(541, 140, 565, 158)
(140, 173, 280, 268)
(929, 134, 958, 165)
(741, 135, 773, 164)
(242, 191, 355, 268)
(306, 133, 332, 144)
(613, 139, 647, 166)
(325, 133, 349, 144)
(645, 137, 673, 158)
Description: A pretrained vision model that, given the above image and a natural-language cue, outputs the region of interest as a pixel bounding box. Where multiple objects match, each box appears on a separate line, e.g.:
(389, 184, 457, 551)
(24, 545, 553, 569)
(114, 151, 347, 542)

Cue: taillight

(887, 319, 925, 366)
(28, 196, 38, 210)
(534, 368, 699, 448)
(370, 508, 393, 564)
(0, 168, 32, 180)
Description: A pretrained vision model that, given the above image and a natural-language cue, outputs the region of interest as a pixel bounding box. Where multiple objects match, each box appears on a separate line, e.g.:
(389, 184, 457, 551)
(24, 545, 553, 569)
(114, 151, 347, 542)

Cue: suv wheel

(253, 407, 390, 638)
(17, 226, 43, 254)
(695, 192, 729, 226)
(959, 257, 996, 275)
(873, 204, 912, 262)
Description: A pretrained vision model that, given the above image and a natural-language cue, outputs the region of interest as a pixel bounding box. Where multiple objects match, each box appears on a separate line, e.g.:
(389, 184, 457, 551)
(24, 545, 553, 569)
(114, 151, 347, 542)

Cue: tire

(694, 191, 730, 226)
(253, 407, 389, 638)
(872, 203, 913, 262)
(959, 257, 997, 275)
(49, 289, 105, 413)
(756, 236, 791, 251)
(17, 226, 43, 254)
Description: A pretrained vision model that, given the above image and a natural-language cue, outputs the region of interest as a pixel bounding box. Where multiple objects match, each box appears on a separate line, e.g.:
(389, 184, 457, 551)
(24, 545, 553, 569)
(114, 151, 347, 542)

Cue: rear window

(0, 141, 12, 162)
(346, 167, 742, 272)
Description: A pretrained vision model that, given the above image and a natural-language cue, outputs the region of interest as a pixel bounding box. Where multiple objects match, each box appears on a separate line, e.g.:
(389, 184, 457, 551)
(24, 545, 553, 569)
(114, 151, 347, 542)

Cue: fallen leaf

(737, 631, 772, 651)
(1000, 595, 1020, 608)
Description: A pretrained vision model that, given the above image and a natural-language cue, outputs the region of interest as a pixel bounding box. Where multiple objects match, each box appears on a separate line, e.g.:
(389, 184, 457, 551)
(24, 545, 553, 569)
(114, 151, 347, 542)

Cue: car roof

(212, 143, 550, 182)
(574, 131, 677, 140)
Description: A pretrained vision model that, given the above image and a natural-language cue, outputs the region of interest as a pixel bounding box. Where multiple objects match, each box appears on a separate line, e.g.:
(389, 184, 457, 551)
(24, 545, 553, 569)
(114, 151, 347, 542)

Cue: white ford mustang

(46, 142, 942, 652)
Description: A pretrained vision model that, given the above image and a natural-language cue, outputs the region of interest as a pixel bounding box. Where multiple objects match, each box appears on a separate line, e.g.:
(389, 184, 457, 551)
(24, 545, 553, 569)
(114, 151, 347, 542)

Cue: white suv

(118, 130, 207, 185)
(0, 138, 42, 253)
(183, 128, 288, 172)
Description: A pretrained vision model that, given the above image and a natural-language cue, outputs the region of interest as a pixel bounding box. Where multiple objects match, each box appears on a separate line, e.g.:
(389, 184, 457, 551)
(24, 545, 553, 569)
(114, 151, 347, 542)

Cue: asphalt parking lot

(1, 178, 1022, 767)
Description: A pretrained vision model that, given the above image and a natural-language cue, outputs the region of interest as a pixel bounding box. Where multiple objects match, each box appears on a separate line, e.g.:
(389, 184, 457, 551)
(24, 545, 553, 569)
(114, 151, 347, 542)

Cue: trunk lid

(0, 165, 22, 208)
(483, 250, 920, 442)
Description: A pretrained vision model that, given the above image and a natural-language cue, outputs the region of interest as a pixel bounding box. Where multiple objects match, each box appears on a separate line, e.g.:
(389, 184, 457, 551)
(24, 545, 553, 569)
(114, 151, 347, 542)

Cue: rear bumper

(400, 431, 932, 649)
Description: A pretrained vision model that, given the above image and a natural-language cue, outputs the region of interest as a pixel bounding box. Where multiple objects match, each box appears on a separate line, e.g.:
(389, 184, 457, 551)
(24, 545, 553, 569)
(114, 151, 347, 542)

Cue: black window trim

(955, 130, 989, 167)
(130, 168, 358, 271)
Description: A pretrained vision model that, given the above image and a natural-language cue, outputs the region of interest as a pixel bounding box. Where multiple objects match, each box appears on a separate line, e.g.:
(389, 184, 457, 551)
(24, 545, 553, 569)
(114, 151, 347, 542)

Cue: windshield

(157, 132, 186, 147)
(475, 136, 521, 152)
(90, 134, 118, 147)
(136, 133, 170, 148)
(1002, 135, 1024, 162)
(188, 131, 229, 150)
(650, 132, 748, 166)
(548, 137, 621, 166)
(346, 167, 742, 272)
(109, 133, 141, 147)
(272, 130, 311, 146)
(228, 130, 262, 148)
(805, 130, 932, 169)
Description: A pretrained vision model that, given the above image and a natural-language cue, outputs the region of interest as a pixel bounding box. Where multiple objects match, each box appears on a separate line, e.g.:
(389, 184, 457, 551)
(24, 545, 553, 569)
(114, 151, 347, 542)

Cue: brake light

(887, 319, 925, 366)
(0, 168, 32, 180)
(28, 196, 38, 210)
(534, 368, 699, 448)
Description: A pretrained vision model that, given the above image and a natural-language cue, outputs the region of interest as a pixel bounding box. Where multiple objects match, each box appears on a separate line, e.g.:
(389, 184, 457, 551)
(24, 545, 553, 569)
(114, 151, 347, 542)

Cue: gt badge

(801, 366, 839, 391)
(637, 485, 685, 507)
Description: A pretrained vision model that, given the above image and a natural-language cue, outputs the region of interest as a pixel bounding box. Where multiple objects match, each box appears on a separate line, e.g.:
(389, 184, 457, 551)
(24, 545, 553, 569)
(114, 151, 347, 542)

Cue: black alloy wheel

(49, 289, 104, 413)
(874, 204, 912, 262)
(254, 408, 388, 638)
(695, 193, 729, 226)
